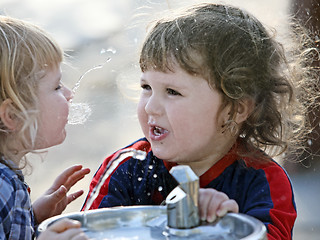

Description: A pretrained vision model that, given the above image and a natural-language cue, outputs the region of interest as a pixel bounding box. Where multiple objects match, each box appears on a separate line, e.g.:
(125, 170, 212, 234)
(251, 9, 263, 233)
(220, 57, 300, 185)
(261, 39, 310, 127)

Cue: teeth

(154, 127, 162, 136)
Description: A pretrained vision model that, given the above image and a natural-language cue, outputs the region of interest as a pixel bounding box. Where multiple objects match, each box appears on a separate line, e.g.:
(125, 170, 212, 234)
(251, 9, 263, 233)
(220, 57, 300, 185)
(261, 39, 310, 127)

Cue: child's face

(137, 65, 233, 172)
(35, 65, 73, 149)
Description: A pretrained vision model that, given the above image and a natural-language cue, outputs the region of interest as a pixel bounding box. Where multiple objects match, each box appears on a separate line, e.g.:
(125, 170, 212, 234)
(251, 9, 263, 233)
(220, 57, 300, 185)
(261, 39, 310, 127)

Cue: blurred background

(0, 0, 319, 239)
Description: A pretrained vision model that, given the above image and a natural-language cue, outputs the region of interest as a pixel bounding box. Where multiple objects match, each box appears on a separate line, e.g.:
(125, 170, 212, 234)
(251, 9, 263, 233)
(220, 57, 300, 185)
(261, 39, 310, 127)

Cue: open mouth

(153, 126, 166, 136)
(150, 125, 168, 140)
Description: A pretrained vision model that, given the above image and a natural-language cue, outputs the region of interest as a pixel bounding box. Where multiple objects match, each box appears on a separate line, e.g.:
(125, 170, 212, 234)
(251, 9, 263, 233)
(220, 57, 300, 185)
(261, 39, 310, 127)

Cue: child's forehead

(142, 51, 204, 73)
(141, 67, 208, 86)
(35, 62, 61, 79)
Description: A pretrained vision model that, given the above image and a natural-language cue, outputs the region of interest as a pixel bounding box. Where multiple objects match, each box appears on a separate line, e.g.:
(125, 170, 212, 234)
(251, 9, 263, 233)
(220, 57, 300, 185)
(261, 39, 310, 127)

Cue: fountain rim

(38, 205, 266, 240)
(38, 205, 167, 232)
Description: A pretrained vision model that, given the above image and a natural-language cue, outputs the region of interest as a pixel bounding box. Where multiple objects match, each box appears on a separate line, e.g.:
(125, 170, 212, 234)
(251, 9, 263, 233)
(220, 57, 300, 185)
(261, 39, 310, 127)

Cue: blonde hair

(0, 16, 63, 169)
(140, 3, 320, 161)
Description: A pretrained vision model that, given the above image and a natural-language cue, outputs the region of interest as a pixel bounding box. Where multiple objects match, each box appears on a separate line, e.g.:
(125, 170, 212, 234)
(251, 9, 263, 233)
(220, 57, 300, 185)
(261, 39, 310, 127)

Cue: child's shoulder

(243, 155, 285, 171)
(0, 162, 22, 183)
(101, 138, 152, 166)
(241, 155, 292, 183)
(0, 162, 25, 207)
(107, 138, 152, 159)
(125, 137, 151, 152)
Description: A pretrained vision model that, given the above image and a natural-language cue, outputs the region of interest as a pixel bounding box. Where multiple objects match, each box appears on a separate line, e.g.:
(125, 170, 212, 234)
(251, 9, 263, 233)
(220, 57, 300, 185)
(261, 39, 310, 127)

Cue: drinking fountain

(38, 149, 267, 240)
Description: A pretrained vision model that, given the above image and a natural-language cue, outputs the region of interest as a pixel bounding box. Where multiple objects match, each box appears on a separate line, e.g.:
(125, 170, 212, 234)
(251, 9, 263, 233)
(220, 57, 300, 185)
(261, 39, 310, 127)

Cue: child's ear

(235, 98, 254, 124)
(0, 99, 18, 130)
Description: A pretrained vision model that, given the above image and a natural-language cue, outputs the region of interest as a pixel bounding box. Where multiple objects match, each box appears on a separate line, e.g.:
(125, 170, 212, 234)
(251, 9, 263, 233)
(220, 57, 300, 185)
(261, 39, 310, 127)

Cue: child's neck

(184, 143, 236, 177)
(186, 153, 226, 176)
(7, 139, 27, 167)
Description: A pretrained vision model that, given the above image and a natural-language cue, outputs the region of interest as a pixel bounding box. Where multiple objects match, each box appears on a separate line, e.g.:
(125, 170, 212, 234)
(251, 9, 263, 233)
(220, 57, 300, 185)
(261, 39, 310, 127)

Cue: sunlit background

(0, 0, 319, 239)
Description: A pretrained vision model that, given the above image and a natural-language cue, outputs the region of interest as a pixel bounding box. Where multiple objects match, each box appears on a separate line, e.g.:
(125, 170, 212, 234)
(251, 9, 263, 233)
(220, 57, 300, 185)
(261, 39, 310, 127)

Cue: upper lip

(147, 119, 156, 127)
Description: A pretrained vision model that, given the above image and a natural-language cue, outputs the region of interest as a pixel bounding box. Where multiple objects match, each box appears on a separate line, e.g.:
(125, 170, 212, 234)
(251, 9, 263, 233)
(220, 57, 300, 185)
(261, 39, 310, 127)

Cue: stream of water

(68, 48, 116, 125)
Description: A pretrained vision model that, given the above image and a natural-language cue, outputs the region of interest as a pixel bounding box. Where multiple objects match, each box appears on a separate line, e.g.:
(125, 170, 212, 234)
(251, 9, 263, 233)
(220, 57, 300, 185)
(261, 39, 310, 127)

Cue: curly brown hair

(139, 3, 319, 161)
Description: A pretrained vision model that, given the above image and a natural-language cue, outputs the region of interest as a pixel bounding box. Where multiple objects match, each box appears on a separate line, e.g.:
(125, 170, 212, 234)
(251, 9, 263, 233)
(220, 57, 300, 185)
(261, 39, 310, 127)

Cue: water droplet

(147, 192, 151, 196)
(72, 62, 108, 95)
(158, 186, 163, 191)
(149, 165, 153, 170)
(105, 57, 112, 63)
(153, 174, 157, 178)
(133, 150, 147, 161)
(68, 102, 92, 125)
(106, 47, 116, 54)
(138, 177, 142, 181)
(101, 47, 116, 55)
(308, 139, 313, 146)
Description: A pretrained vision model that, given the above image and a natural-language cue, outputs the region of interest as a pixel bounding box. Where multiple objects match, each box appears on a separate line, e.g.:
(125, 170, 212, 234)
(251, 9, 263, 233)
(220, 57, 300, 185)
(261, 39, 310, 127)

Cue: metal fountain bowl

(38, 205, 267, 240)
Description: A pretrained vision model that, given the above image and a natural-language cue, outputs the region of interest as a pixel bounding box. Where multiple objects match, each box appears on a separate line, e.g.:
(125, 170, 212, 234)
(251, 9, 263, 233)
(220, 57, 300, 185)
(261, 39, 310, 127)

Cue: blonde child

(82, 3, 319, 240)
(0, 16, 90, 239)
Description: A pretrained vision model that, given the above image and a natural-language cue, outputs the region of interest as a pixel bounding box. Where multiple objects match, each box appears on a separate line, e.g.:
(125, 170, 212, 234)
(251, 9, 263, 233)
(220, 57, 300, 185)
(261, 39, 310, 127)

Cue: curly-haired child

(83, 3, 319, 239)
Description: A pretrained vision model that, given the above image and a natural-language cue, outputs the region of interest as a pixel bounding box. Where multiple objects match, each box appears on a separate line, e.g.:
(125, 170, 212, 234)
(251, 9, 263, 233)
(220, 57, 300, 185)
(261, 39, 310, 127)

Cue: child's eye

(167, 88, 181, 96)
(55, 83, 63, 90)
(141, 84, 151, 91)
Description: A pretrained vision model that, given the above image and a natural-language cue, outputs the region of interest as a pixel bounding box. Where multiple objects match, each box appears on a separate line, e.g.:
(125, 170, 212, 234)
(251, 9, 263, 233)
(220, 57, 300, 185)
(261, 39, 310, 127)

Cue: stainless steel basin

(38, 206, 267, 240)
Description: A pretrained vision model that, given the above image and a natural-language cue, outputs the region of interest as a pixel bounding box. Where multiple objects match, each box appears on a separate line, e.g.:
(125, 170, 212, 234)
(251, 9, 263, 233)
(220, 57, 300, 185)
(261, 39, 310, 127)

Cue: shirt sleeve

(243, 164, 296, 240)
(82, 138, 152, 211)
(265, 165, 296, 240)
(82, 150, 133, 210)
(0, 175, 34, 240)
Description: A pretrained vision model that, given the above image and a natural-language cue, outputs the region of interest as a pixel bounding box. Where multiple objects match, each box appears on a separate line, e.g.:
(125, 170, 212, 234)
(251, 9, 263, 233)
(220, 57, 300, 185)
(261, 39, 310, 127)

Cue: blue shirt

(0, 161, 35, 240)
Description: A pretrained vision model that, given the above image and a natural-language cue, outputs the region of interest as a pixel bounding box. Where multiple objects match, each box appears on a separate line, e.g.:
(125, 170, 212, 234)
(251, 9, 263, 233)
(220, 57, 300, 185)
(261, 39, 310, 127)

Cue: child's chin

(153, 149, 172, 162)
(46, 135, 67, 149)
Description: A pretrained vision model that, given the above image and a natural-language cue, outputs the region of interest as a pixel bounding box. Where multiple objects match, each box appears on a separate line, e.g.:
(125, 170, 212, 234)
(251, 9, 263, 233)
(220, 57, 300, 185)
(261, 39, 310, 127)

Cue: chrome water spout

(83, 149, 147, 211)
(166, 165, 200, 229)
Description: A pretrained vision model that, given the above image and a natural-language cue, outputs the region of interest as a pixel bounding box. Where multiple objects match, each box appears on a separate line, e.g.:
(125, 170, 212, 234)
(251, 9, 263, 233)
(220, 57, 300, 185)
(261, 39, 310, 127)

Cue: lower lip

(149, 128, 168, 141)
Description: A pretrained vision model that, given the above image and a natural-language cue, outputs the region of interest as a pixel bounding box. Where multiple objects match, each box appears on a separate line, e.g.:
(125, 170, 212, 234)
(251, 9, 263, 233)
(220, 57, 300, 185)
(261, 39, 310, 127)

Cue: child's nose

(144, 95, 162, 116)
(64, 86, 74, 102)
